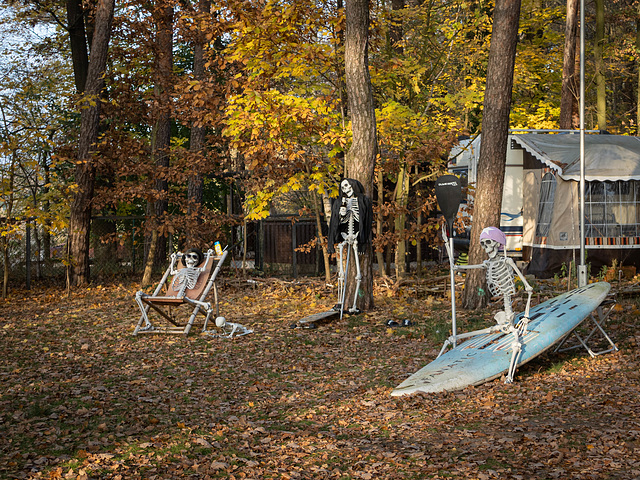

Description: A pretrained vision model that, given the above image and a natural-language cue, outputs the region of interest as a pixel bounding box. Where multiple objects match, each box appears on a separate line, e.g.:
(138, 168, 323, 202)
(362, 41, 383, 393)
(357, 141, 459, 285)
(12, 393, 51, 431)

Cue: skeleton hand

(518, 317, 530, 336)
(340, 206, 347, 217)
(442, 226, 454, 265)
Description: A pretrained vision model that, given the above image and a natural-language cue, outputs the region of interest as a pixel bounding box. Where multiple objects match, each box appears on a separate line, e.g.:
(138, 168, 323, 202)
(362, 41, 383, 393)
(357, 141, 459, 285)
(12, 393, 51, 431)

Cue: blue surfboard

(391, 282, 611, 396)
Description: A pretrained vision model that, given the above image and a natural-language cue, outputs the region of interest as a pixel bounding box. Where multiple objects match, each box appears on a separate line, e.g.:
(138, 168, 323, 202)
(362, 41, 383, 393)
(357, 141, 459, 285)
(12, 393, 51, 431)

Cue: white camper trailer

(449, 130, 640, 277)
(448, 133, 525, 257)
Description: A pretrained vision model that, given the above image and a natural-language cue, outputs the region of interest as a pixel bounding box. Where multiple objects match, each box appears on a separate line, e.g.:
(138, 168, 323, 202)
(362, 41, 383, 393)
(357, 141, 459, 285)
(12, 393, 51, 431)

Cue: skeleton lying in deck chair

(134, 247, 252, 338)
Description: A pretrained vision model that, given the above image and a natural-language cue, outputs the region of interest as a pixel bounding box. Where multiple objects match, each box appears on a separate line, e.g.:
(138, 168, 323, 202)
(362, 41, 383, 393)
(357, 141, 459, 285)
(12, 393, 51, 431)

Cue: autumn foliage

(1, 278, 639, 479)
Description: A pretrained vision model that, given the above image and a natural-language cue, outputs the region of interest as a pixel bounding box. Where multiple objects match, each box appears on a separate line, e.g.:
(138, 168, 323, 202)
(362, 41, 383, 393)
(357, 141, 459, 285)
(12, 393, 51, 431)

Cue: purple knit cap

(479, 226, 506, 246)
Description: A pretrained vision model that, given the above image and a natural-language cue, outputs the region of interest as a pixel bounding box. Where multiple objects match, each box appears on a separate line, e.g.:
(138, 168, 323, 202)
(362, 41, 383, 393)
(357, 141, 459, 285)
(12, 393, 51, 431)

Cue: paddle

(435, 175, 462, 346)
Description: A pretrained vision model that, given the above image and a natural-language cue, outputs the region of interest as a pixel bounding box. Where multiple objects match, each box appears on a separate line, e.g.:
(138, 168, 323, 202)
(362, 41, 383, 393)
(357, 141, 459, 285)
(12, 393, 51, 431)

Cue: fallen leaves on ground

(1, 276, 639, 479)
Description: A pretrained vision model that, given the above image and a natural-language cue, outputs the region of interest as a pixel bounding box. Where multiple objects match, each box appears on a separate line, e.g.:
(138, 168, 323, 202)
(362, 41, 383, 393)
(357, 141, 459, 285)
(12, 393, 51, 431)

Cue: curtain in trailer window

(535, 172, 556, 238)
(585, 180, 640, 239)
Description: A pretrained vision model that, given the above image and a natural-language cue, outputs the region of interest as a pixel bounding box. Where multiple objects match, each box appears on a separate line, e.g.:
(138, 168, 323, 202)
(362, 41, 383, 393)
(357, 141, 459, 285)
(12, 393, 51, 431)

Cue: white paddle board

(391, 282, 611, 396)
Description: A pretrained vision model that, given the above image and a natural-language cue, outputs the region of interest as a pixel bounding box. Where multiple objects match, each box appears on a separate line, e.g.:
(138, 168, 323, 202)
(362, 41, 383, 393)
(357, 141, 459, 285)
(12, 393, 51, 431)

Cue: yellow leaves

(280, 174, 303, 194)
(244, 183, 276, 220)
(186, 80, 202, 92)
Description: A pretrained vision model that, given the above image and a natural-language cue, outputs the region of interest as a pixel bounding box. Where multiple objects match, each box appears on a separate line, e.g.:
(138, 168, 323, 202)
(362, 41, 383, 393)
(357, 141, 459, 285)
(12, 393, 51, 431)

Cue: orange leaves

(2, 279, 639, 478)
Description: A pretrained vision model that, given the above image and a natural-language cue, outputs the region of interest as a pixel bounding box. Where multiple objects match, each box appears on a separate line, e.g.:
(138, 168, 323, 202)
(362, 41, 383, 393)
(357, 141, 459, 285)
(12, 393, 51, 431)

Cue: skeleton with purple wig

(444, 226, 533, 383)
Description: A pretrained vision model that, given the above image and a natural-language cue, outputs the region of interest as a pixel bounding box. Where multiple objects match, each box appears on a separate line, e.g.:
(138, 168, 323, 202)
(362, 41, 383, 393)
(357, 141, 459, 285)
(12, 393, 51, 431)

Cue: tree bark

(375, 169, 387, 276)
(344, 0, 377, 311)
(312, 191, 332, 284)
(66, 0, 89, 93)
(594, 0, 606, 130)
(394, 162, 409, 278)
(461, 0, 521, 310)
(186, 0, 210, 245)
(559, 0, 579, 129)
(68, 0, 115, 286)
(1, 152, 16, 299)
(637, 3, 640, 133)
(145, 0, 174, 271)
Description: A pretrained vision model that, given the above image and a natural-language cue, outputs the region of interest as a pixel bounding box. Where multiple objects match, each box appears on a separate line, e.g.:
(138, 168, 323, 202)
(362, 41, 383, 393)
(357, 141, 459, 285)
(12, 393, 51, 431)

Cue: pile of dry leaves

(1, 275, 639, 479)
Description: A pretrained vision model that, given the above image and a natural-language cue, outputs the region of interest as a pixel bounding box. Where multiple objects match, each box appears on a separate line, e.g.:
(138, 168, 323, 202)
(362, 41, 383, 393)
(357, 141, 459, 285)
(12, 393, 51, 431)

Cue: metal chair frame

(133, 249, 227, 336)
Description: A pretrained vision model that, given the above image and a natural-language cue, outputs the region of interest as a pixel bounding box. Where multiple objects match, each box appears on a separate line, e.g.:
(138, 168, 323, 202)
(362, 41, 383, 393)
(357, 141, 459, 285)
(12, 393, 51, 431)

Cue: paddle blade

(435, 175, 462, 231)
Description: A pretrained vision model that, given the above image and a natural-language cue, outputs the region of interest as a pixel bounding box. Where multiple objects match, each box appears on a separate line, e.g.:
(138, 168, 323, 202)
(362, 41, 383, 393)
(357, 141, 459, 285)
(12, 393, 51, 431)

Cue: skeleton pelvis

(494, 311, 509, 325)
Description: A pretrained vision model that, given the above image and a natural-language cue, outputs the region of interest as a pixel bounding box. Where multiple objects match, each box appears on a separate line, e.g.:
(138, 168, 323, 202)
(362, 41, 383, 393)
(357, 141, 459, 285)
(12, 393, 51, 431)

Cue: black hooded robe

(327, 178, 373, 254)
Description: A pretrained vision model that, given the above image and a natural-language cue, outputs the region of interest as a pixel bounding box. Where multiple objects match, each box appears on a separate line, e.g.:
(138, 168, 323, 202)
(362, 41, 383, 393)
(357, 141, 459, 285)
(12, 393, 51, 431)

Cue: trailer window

(585, 180, 640, 237)
(535, 172, 556, 237)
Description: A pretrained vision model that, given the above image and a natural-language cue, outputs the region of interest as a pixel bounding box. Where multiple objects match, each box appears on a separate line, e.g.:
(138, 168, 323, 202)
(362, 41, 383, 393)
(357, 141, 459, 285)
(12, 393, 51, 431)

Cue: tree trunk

(394, 162, 409, 278)
(416, 208, 423, 275)
(1, 152, 16, 299)
(637, 4, 640, 133)
(559, 0, 579, 129)
(141, 229, 158, 287)
(344, 0, 378, 311)
(2, 237, 9, 299)
(594, 0, 606, 130)
(146, 0, 174, 268)
(375, 169, 387, 276)
(336, 0, 348, 137)
(66, 0, 89, 93)
(312, 191, 332, 284)
(187, 0, 210, 245)
(68, 0, 115, 286)
(461, 0, 521, 310)
(42, 160, 52, 274)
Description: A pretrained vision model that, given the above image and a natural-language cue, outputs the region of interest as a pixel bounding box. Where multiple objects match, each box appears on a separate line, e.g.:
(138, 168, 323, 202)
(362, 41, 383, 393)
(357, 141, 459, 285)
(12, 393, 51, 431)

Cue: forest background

(1, 0, 640, 296)
(2, 2, 640, 479)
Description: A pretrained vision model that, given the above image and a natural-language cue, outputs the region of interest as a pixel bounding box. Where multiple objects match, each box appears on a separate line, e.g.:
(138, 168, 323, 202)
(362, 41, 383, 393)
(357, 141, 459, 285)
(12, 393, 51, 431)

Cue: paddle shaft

(448, 231, 457, 346)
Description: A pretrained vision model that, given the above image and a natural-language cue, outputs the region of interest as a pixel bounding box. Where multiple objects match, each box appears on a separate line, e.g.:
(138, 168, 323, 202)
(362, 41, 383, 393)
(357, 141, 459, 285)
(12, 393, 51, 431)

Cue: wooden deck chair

(554, 297, 619, 357)
(133, 249, 227, 335)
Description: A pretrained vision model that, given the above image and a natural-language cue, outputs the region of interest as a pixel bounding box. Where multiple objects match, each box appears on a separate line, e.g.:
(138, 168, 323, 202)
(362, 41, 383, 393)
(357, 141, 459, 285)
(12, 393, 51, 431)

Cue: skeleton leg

(135, 291, 154, 331)
(437, 324, 505, 358)
(505, 326, 523, 383)
(504, 294, 514, 324)
(340, 244, 351, 319)
(337, 241, 346, 308)
(349, 240, 361, 313)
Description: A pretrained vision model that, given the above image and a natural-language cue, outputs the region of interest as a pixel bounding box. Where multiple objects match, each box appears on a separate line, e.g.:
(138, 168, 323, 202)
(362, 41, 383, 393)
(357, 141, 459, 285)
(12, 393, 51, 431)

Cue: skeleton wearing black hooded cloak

(327, 178, 373, 254)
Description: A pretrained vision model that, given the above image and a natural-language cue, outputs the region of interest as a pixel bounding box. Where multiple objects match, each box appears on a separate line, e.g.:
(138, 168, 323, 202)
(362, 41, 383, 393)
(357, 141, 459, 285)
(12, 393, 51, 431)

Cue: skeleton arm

(454, 262, 487, 271)
(442, 225, 486, 271)
(506, 257, 533, 321)
(198, 249, 214, 272)
(169, 253, 179, 275)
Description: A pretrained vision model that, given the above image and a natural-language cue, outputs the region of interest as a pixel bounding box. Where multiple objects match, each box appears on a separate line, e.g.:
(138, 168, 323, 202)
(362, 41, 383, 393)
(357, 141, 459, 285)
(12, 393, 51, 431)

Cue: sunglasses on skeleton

(185, 253, 199, 260)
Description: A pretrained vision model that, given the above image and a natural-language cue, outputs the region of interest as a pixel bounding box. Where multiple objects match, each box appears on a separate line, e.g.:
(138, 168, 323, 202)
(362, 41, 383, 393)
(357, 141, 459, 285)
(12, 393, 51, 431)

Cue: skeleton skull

(479, 226, 506, 259)
(481, 238, 500, 259)
(184, 252, 200, 268)
(341, 179, 354, 198)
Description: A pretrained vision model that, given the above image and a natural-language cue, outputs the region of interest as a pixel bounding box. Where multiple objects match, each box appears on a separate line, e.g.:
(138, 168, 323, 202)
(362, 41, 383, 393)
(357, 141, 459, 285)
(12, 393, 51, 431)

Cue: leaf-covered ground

(1, 276, 639, 479)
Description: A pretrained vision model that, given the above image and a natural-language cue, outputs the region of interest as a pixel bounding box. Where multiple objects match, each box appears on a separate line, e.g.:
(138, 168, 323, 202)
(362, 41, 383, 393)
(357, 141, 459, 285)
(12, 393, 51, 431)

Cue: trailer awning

(512, 133, 640, 182)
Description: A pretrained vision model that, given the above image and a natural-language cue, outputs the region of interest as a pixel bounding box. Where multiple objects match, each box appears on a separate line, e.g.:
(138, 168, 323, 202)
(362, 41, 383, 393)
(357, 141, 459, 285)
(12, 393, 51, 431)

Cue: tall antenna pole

(578, 0, 588, 287)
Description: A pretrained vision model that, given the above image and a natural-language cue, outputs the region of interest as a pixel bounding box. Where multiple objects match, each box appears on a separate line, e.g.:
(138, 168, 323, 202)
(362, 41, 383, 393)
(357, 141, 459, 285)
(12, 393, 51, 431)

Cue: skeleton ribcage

(341, 198, 360, 222)
(172, 268, 201, 293)
(486, 260, 516, 297)
(340, 198, 360, 237)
